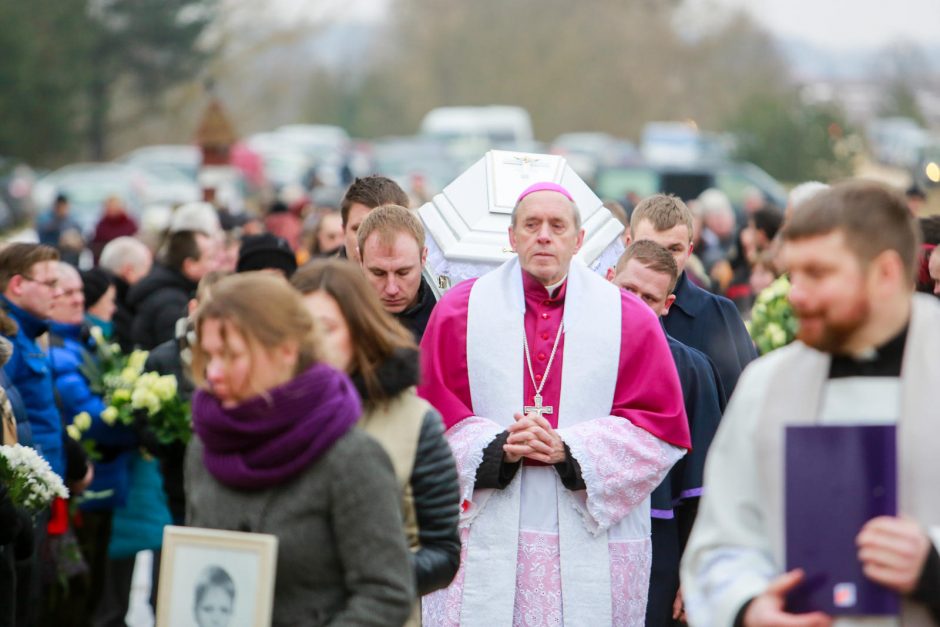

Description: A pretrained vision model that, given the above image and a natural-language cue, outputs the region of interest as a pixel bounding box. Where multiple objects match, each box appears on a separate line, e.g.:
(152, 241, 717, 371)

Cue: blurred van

(420, 106, 534, 147)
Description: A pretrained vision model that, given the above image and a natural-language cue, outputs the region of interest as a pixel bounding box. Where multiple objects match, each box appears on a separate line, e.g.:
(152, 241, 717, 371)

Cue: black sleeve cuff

(63, 434, 89, 482)
(554, 443, 586, 491)
(911, 542, 940, 619)
(733, 598, 754, 627)
(475, 431, 521, 489)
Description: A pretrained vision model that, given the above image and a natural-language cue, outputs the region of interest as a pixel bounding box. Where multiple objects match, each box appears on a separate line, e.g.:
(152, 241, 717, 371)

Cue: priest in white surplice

(418, 182, 691, 626)
(681, 181, 940, 626)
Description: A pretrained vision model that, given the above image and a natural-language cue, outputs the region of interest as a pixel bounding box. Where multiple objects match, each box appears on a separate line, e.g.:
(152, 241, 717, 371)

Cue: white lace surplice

(423, 416, 681, 627)
(422, 258, 684, 627)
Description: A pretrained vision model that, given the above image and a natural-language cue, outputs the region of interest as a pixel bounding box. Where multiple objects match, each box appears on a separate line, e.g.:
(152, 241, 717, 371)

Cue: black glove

(63, 434, 89, 483)
(132, 409, 163, 458)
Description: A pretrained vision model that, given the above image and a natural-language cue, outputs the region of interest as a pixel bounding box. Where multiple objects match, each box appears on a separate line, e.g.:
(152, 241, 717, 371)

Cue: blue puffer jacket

(108, 452, 172, 559)
(1, 296, 64, 477)
(48, 322, 137, 511)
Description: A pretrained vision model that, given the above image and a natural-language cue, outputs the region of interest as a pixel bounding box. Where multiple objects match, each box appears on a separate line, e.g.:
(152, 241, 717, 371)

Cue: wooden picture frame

(156, 526, 278, 627)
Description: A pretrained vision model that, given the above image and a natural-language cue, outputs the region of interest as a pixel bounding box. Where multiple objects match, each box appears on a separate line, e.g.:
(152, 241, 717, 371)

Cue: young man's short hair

(356, 205, 425, 258)
(340, 176, 410, 227)
(751, 206, 784, 241)
(616, 239, 680, 293)
(161, 230, 205, 273)
(783, 181, 920, 281)
(0, 244, 59, 292)
(630, 194, 694, 242)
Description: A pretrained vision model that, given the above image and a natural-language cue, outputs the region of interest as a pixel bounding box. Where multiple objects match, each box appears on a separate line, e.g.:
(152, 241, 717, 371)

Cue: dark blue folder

(784, 424, 899, 615)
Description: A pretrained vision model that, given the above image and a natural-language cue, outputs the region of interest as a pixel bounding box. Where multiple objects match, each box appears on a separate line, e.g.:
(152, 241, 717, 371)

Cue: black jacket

(395, 277, 437, 343)
(663, 272, 757, 398)
(111, 276, 135, 354)
(126, 265, 196, 350)
(352, 349, 461, 595)
(139, 326, 194, 524)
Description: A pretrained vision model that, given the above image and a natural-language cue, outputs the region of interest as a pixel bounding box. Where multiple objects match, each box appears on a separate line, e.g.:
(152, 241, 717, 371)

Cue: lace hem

(560, 416, 683, 534)
(445, 417, 504, 526)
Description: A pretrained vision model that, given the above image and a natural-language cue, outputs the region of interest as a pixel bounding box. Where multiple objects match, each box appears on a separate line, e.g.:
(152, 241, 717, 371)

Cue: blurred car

(640, 122, 730, 167)
(594, 160, 787, 221)
(134, 163, 201, 206)
(246, 133, 316, 193)
(370, 136, 462, 198)
(118, 145, 201, 182)
(275, 124, 349, 157)
(551, 132, 639, 184)
(867, 117, 930, 170)
(275, 124, 352, 188)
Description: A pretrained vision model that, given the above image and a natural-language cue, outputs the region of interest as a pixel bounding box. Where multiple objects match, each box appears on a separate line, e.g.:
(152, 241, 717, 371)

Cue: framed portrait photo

(156, 526, 278, 627)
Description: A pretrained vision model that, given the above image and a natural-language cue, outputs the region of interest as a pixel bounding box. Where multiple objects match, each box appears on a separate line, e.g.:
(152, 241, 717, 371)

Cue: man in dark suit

(609, 240, 727, 626)
(628, 194, 757, 397)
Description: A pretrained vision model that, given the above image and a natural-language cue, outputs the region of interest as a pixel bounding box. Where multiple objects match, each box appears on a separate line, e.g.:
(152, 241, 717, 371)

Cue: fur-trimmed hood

(351, 348, 420, 404)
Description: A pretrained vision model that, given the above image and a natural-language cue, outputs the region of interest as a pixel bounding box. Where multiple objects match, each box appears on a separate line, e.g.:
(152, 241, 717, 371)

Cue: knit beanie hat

(81, 268, 114, 309)
(236, 234, 298, 277)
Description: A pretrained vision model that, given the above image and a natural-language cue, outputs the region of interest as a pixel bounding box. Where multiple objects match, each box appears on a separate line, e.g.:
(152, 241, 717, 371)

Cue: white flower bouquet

(129, 372, 191, 445)
(0, 444, 69, 512)
(75, 332, 191, 447)
(747, 275, 798, 355)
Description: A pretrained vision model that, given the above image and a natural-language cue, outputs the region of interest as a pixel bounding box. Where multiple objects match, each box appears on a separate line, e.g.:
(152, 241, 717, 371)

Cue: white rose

(73, 412, 92, 431)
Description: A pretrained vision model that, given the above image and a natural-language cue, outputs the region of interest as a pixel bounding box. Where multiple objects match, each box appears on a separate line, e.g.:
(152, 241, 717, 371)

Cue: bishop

(419, 181, 691, 626)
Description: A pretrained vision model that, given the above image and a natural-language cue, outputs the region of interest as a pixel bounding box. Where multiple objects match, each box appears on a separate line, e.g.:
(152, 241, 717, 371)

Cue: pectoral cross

(503, 154, 548, 179)
(524, 394, 553, 419)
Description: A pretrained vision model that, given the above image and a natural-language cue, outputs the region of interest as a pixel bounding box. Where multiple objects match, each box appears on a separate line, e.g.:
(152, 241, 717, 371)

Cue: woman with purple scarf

(184, 273, 414, 626)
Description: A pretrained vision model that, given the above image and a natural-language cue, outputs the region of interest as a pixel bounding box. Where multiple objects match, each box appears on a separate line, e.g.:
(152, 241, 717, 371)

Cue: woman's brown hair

(291, 259, 417, 403)
(190, 273, 321, 393)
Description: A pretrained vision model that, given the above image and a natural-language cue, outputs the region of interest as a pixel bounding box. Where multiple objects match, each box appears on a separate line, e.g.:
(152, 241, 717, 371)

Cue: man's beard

(794, 295, 870, 354)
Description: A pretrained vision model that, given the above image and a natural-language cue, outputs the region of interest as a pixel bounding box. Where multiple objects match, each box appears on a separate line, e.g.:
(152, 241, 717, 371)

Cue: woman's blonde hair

(190, 273, 321, 392)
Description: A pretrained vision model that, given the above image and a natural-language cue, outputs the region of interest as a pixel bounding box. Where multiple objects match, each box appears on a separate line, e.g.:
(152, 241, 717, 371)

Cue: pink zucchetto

(516, 181, 575, 204)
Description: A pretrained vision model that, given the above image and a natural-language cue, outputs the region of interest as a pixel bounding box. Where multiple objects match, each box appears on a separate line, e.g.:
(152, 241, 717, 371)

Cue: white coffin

(419, 150, 625, 294)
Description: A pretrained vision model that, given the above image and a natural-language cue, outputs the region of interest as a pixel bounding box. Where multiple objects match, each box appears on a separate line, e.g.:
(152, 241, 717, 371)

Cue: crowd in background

(1, 167, 939, 627)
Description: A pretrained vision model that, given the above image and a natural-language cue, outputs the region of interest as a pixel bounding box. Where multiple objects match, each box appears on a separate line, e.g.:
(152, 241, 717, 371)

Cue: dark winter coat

(111, 276, 136, 354)
(126, 265, 196, 350)
(663, 271, 758, 398)
(186, 429, 415, 626)
(91, 213, 138, 260)
(141, 329, 193, 524)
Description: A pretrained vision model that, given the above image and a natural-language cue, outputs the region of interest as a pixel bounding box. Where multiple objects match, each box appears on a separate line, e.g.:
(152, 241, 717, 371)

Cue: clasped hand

(503, 412, 566, 464)
(744, 516, 932, 627)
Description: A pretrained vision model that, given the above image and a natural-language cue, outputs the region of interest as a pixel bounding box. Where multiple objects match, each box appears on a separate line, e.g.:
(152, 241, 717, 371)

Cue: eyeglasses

(20, 275, 59, 290)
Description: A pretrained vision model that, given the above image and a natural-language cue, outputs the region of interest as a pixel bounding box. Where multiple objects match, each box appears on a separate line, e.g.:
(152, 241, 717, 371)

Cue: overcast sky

(705, 0, 940, 50)
(268, 0, 940, 52)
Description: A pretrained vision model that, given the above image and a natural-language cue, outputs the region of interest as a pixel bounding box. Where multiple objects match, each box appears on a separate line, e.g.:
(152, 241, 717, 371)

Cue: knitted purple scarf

(192, 364, 361, 490)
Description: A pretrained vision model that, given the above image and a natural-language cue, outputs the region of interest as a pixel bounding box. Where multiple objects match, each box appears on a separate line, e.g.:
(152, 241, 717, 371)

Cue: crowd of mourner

(1, 168, 940, 627)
